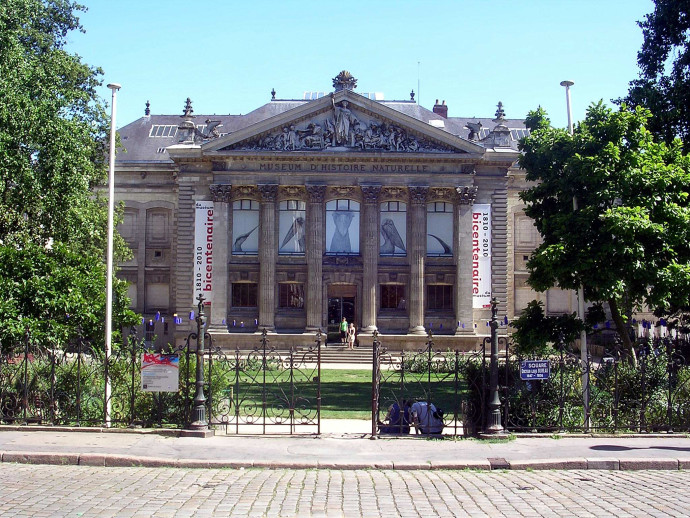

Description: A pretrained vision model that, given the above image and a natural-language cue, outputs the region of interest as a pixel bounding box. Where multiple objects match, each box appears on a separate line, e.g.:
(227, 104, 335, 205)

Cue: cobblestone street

(2, 464, 690, 517)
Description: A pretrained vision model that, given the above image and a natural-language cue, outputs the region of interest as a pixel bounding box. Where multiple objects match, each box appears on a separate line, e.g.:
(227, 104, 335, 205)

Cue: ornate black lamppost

(484, 297, 505, 435)
(184, 293, 214, 437)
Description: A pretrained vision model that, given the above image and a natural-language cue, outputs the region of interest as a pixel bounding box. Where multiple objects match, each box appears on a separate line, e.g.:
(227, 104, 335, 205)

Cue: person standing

(339, 316, 348, 345)
(347, 322, 356, 350)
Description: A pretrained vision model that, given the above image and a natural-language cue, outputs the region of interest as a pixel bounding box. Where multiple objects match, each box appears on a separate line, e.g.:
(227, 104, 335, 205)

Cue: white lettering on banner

(471, 204, 491, 309)
(194, 201, 214, 305)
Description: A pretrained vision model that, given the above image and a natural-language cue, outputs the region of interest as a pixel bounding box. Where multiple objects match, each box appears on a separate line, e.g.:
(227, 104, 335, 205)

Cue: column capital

(361, 185, 382, 203)
(456, 185, 478, 205)
(209, 183, 232, 203)
(257, 184, 279, 202)
(408, 186, 429, 205)
(306, 184, 327, 203)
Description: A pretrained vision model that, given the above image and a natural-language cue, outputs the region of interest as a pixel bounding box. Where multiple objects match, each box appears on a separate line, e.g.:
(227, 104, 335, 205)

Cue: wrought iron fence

(371, 330, 485, 437)
(0, 326, 322, 434)
(500, 337, 690, 433)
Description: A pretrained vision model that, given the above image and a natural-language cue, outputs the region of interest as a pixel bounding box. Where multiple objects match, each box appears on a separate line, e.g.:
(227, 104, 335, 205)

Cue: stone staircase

(319, 344, 374, 364)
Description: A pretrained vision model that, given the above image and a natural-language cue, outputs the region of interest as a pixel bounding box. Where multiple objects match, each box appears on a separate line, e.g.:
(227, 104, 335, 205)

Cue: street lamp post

(189, 294, 209, 431)
(561, 79, 590, 430)
(105, 82, 120, 427)
(484, 298, 505, 434)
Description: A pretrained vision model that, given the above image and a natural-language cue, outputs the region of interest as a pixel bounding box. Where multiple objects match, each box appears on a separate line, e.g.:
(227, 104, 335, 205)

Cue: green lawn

(223, 368, 467, 420)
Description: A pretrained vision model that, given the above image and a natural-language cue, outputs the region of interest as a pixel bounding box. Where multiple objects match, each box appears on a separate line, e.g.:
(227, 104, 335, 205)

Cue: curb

(1, 451, 686, 471)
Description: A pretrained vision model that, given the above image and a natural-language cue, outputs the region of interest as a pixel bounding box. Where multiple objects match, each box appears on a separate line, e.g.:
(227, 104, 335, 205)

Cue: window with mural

(427, 202, 453, 257)
(278, 283, 305, 309)
(380, 201, 406, 256)
(427, 284, 453, 310)
(278, 200, 306, 255)
(380, 284, 406, 310)
(232, 199, 259, 255)
(231, 283, 258, 307)
(325, 199, 359, 255)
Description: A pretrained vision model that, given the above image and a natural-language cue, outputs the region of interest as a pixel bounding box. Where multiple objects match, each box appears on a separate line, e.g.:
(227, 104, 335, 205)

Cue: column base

(361, 325, 378, 334)
(408, 325, 427, 335)
(454, 326, 475, 336)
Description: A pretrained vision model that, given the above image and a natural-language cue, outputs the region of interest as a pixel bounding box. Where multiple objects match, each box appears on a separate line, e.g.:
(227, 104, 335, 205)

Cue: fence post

(370, 330, 380, 439)
(316, 330, 322, 436)
(558, 332, 565, 433)
(640, 344, 648, 433)
(666, 338, 674, 433)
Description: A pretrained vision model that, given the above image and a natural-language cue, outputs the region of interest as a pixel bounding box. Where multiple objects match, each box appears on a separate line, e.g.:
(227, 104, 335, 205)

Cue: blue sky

(67, 0, 654, 129)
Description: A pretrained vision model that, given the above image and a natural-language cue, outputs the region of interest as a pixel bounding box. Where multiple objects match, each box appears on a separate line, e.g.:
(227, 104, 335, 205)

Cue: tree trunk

(609, 297, 637, 367)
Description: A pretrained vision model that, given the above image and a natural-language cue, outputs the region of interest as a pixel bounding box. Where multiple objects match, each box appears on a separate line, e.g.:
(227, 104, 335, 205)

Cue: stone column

(455, 185, 478, 335)
(208, 184, 231, 331)
(361, 185, 381, 333)
(258, 184, 278, 332)
(408, 186, 428, 335)
(305, 185, 326, 332)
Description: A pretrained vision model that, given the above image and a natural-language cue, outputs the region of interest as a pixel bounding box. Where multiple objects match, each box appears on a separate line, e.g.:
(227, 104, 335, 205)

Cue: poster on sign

(141, 353, 179, 392)
(472, 204, 491, 308)
(194, 201, 214, 305)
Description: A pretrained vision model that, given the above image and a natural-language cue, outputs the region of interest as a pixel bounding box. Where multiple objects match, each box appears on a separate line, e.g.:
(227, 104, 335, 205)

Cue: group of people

(378, 399, 445, 435)
(339, 317, 357, 349)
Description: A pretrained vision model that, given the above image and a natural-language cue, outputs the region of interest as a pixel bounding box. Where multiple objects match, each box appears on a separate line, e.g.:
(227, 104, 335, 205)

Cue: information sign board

(520, 360, 550, 380)
(141, 353, 179, 392)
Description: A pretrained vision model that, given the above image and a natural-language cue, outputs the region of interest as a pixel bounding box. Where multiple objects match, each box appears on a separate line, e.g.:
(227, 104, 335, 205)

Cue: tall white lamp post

(105, 82, 121, 427)
(560, 79, 590, 430)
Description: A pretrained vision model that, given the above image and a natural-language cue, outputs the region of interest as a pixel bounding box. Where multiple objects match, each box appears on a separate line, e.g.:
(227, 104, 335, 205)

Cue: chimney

(433, 99, 448, 119)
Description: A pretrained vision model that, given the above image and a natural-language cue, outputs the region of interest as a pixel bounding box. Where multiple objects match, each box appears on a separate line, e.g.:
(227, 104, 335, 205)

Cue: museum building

(115, 71, 574, 349)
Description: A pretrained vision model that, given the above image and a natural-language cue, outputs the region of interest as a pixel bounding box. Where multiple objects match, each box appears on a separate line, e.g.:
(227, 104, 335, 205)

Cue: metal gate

(371, 330, 485, 437)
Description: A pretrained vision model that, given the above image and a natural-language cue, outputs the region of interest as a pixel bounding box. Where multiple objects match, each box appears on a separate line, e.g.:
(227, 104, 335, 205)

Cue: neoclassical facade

(115, 71, 573, 348)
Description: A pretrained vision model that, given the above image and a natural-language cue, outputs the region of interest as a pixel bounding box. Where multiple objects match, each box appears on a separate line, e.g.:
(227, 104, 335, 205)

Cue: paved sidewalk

(1, 421, 689, 471)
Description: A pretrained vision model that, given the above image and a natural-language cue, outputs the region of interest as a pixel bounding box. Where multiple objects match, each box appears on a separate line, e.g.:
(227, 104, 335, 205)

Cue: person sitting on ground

(378, 399, 411, 434)
(410, 400, 444, 435)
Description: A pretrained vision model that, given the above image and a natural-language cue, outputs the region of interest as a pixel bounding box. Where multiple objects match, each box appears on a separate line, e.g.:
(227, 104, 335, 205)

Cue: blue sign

(520, 360, 550, 380)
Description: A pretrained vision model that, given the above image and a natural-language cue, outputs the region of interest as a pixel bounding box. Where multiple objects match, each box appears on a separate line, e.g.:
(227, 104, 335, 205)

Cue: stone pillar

(258, 184, 278, 332)
(408, 186, 428, 335)
(361, 185, 381, 333)
(208, 184, 231, 331)
(455, 185, 478, 335)
(305, 185, 326, 332)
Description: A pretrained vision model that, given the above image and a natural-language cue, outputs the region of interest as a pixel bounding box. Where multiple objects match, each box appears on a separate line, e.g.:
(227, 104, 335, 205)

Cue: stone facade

(114, 73, 574, 349)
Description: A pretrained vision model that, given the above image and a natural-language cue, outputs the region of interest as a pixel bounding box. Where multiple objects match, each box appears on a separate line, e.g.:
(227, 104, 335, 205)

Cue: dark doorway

(327, 284, 356, 344)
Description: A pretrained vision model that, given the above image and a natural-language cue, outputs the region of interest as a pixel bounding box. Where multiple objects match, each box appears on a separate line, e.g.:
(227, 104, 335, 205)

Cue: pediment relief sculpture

(226, 101, 454, 154)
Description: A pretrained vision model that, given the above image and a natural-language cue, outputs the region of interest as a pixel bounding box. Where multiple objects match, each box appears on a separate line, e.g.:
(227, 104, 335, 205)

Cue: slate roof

(116, 97, 526, 164)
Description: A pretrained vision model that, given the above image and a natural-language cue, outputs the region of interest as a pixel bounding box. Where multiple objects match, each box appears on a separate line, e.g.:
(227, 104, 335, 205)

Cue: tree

(618, 1, 690, 151)
(518, 103, 690, 359)
(0, 0, 137, 349)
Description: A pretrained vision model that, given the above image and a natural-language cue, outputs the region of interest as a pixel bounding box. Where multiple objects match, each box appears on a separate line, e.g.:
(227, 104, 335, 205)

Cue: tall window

(279, 200, 306, 255)
(231, 283, 258, 307)
(380, 284, 406, 310)
(279, 283, 305, 309)
(232, 199, 259, 255)
(427, 202, 453, 257)
(427, 284, 453, 311)
(380, 201, 406, 256)
(325, 199, 360, 254)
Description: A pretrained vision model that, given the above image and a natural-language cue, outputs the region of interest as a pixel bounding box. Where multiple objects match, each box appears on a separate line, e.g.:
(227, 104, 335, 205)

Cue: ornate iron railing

(371, 330, 485, 437)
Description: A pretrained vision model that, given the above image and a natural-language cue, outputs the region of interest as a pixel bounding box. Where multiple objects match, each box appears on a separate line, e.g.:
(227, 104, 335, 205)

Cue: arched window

(232, 199, 259, 255)
(278, 200, 306, 255)
(380, 201, 406, 257)
(325, 199, 360, 254)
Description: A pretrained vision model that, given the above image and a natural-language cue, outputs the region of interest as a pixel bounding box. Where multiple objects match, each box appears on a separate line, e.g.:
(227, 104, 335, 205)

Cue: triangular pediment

(203, 90, 485, 155)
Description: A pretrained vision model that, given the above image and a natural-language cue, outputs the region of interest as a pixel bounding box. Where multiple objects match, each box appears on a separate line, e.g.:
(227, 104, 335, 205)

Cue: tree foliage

(0, 0, 137, 349)
(518, 102, 690, 355)
(510, 301, 585, 357)
(618, 1, 690, 151)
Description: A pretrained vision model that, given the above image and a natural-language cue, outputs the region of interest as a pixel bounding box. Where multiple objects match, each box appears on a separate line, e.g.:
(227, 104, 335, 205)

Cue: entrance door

(327, 284, 356, 344)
